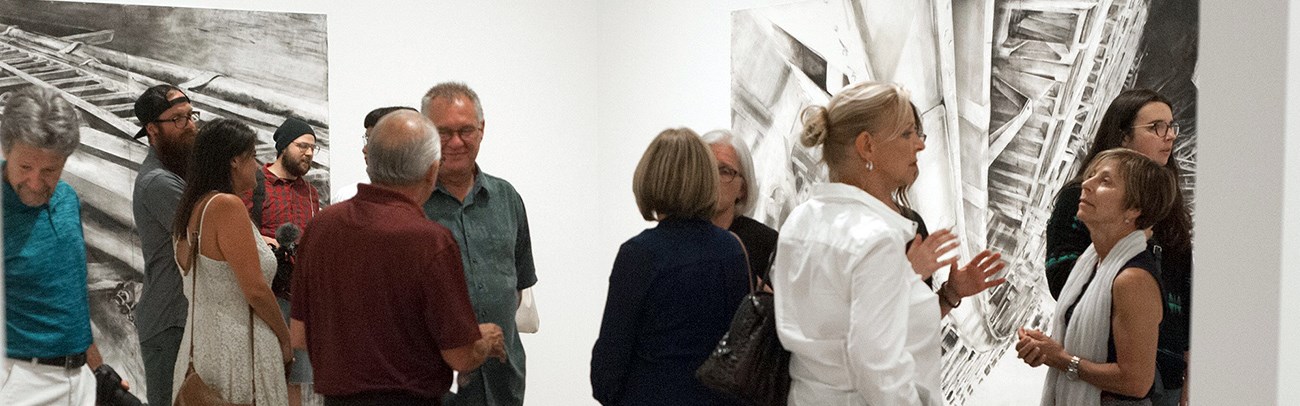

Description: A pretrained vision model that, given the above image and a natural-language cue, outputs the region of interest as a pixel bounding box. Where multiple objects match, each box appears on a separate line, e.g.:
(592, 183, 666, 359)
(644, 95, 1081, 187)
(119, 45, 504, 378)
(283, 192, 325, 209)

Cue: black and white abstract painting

(731, 0, 1196, 404)
(0, 1, 328, 399)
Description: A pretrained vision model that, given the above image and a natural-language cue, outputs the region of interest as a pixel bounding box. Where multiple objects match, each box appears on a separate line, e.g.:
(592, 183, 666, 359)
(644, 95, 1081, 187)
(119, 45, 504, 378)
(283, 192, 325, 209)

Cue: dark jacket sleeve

(1045, 183, 1091, 299)
(591, 240, 655, 405)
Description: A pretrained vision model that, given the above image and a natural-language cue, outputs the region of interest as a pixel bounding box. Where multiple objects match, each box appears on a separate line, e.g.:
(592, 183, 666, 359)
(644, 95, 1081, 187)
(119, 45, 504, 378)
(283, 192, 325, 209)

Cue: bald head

(366, 110, 441, 186)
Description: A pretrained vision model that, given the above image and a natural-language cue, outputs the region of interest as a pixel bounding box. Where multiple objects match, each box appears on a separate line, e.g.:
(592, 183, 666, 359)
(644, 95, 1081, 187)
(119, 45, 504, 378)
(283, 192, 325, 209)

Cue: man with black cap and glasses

(245, 117, 321, 406)
(130, 83, 198, 406)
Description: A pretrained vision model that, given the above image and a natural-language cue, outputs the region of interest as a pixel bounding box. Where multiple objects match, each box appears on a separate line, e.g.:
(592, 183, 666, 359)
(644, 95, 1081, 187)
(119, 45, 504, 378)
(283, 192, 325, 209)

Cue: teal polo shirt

(4, 176, 92, 359)
(423, 168, 536, 406)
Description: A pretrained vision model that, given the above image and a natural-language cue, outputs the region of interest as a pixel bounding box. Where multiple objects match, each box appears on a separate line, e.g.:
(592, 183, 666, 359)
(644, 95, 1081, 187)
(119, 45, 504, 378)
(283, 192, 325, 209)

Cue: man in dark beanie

(245, 116, 321, 406)
(251, 117, 320, 242)
(130, 84, 198, 406)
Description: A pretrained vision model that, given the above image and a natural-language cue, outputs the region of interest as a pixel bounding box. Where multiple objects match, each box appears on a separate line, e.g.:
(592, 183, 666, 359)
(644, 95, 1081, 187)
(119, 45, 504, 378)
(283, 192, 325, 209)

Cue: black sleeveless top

(1061, 249, 1163, 400)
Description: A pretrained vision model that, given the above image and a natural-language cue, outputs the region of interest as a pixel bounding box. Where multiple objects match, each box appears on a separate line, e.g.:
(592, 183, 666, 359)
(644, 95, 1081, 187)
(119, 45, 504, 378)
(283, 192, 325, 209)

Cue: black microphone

(276, 222, 302, 251)
(94, 364, 143, 406)
(272, 223, 302, 299)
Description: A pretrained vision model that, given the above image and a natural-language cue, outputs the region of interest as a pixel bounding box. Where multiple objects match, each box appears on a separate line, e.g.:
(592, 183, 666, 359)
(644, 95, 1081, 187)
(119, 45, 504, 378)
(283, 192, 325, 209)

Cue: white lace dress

(172, 214, 286, 405)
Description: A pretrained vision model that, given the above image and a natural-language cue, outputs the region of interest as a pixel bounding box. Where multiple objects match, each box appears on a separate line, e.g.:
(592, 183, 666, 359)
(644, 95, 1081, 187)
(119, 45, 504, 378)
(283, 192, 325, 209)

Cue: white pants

(0, 358, 95, 406)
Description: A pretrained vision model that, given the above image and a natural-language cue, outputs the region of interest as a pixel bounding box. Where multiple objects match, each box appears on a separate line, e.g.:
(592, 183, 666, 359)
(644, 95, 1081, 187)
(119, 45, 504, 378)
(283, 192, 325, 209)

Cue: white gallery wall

(51, 0, 1300, 404)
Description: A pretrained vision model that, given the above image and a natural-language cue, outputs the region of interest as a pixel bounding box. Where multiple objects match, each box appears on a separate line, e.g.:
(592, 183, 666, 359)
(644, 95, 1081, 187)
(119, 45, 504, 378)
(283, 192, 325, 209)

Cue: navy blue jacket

(591, 218, 749, 405)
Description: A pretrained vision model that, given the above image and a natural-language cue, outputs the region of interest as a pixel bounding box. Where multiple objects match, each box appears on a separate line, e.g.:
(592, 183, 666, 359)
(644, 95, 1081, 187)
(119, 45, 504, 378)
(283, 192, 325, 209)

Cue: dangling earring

(866, 161, 875, 171)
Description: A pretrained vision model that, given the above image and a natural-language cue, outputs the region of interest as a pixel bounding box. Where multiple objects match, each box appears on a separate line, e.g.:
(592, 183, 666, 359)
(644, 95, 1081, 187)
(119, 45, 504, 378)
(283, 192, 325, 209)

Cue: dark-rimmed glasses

(154, 111, 200, 128)
(1131, 121, 1180, 139)
(437, 126, 482, 141)
(719, 166, 740, 184)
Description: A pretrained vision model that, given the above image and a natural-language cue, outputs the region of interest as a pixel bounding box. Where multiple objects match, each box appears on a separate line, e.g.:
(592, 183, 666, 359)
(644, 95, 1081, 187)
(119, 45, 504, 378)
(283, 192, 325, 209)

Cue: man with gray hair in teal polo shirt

(0, 85, 120, 404)
(421, 82, 537, 406)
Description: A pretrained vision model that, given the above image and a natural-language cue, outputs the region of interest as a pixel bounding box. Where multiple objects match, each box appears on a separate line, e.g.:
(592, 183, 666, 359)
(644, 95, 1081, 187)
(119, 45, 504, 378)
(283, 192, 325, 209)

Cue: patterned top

(246, 163, 319, 237)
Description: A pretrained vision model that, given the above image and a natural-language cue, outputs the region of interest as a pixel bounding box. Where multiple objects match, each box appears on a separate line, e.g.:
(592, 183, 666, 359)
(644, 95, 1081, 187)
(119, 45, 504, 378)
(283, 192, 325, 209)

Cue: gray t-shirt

(132, 149, 187, 342)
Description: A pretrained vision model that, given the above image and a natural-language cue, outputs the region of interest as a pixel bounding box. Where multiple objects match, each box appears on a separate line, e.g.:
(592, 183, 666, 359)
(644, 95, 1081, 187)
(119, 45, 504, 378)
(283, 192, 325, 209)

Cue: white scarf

(1041, 230, 1148, 406)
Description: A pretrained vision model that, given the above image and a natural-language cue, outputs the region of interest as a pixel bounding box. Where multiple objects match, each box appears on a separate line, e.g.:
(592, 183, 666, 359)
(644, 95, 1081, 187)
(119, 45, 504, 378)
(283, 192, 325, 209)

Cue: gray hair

(366, 111, 441, 185)
(701, 129, 759, 216)
(421, 81, 484, 121)
(1, 85, 81, 157)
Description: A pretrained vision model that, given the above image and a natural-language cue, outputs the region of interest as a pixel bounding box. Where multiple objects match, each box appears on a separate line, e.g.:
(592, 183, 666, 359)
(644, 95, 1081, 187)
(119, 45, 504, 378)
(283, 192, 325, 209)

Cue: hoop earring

(866, 161, 875, 171)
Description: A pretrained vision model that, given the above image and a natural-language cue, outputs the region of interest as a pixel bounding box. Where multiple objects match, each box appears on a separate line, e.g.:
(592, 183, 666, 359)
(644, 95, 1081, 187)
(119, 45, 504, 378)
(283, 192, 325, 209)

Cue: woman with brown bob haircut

(1020, 148, 1176, 405)
(591, 128, 748, 405)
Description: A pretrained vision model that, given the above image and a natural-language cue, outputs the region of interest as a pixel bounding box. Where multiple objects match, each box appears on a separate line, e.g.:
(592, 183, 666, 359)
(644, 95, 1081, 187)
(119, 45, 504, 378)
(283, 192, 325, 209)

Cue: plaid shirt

(249, 163, 320, 237)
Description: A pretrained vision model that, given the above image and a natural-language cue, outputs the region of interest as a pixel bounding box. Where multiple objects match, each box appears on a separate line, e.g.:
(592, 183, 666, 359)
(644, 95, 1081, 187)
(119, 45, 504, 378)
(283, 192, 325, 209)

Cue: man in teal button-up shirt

(421, 82, 537, 406)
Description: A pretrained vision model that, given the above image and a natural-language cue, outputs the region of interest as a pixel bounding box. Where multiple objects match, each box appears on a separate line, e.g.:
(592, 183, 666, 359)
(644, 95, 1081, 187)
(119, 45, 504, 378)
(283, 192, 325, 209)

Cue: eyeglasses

(154, 111, 200, 129)
(437, 126, 482, 141)
(293, 141, 320, 152)
(718, 166, 740, 184)
(1131, 121, 1180, 139)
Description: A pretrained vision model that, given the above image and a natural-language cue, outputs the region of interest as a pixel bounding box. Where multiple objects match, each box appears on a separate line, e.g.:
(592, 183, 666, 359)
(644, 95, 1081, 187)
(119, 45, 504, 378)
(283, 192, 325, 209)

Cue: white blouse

(772, 183, 942, 406)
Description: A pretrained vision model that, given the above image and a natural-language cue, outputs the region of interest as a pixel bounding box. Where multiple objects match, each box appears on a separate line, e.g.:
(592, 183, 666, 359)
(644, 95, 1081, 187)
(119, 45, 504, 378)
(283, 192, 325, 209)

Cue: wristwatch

(1066, 355, 1081, 381)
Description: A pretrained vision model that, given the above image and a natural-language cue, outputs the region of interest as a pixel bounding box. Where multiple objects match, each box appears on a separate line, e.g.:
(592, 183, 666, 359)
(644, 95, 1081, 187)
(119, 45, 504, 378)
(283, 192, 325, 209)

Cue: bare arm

(1019, 267, 1162, 397)
(205, 194, 292, 362)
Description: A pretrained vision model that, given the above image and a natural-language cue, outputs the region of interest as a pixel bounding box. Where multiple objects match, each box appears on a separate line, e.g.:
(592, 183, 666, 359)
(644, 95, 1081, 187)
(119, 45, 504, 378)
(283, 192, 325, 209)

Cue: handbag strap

(184, 194, 219, 362)
(727, 231, 757, 295)
(185, 193, 259, 403)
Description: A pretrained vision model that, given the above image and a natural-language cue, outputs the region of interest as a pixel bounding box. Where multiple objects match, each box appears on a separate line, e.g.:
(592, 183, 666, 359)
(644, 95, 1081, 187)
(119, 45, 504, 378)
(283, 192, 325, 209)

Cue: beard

(155, 129, 196, 179)
(282, 153, 312, 178)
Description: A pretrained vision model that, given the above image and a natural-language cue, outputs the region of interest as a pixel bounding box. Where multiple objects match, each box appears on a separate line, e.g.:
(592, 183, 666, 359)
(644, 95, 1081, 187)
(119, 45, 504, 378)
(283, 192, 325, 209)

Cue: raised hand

(948, 250, 1007, 298)
(906, 228, 959, 280)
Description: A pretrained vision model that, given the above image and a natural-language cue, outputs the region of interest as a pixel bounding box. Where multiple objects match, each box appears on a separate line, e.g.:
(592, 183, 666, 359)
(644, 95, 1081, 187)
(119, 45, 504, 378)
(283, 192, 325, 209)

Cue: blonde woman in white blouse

(771, 81, 1005, 406)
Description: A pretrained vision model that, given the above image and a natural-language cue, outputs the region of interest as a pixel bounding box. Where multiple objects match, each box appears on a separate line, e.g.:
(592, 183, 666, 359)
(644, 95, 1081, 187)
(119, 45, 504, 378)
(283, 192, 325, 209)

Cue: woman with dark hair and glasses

(1044, 89, 1194, 405)
(171, 118, 291, 405)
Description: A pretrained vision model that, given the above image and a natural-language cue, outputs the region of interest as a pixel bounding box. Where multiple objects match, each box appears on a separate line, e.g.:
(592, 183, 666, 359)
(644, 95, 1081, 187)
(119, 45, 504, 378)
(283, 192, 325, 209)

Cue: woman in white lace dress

(171, 118, 291, 405)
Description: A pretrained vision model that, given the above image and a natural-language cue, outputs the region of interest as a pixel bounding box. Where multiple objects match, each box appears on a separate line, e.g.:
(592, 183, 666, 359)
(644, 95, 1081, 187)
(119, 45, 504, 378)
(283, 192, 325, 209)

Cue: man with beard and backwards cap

(244, 117, 321, 406)
(131, 84, 198, 406)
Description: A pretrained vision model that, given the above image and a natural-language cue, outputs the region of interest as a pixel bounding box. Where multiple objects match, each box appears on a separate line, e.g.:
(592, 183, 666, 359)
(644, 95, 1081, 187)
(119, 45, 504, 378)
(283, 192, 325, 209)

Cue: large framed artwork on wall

(0, 1, 328, 398)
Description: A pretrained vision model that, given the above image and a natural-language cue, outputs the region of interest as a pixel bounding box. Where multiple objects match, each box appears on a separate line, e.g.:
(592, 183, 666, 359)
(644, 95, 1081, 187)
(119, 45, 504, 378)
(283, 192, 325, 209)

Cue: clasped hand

(479, 323, 508, 362)
(1016, 328, 1065, 368)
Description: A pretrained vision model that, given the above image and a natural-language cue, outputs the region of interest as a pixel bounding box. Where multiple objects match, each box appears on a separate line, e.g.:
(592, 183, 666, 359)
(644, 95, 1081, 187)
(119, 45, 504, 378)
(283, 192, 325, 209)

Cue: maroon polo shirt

(291, 183, 480, 399)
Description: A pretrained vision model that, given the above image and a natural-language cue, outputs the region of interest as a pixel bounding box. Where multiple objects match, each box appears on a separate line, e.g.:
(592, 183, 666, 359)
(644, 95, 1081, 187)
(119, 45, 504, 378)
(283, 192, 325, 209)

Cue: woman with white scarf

(1017, 148, 1178, 406)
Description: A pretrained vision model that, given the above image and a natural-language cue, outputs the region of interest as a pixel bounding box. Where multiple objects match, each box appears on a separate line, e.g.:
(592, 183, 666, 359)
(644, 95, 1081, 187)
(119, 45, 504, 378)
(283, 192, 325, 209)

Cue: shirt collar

(356, 183, 423, 213)
(434, 164, 488, 200)
(263, 163, 303, 185)
(812, 182, 917, 236)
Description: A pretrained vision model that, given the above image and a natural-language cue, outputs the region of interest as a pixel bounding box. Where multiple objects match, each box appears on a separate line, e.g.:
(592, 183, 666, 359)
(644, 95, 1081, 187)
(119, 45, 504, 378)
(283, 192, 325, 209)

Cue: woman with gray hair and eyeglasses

(701, 129, 779, 281)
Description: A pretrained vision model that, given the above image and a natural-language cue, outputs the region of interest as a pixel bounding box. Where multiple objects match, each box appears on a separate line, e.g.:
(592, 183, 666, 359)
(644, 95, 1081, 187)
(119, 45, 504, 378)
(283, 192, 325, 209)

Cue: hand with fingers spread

(1016, 328, 1066, 368)
(947, 250, 1007, 299)
(906, 228, 959, 280)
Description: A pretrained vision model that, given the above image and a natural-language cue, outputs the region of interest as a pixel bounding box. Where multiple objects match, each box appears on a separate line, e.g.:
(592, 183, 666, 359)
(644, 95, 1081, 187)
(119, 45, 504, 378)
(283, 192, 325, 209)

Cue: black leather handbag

(696, 238, 790, 406)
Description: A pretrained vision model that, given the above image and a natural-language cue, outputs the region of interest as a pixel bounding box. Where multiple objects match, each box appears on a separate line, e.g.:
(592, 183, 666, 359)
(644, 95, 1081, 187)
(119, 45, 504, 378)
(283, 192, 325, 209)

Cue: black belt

(10, 352, 87, 369)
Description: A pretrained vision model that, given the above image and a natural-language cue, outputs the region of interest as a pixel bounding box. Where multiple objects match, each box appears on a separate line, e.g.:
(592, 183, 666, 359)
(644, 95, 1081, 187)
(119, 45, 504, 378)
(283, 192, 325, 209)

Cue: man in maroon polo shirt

(291, 110, 505, 406)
